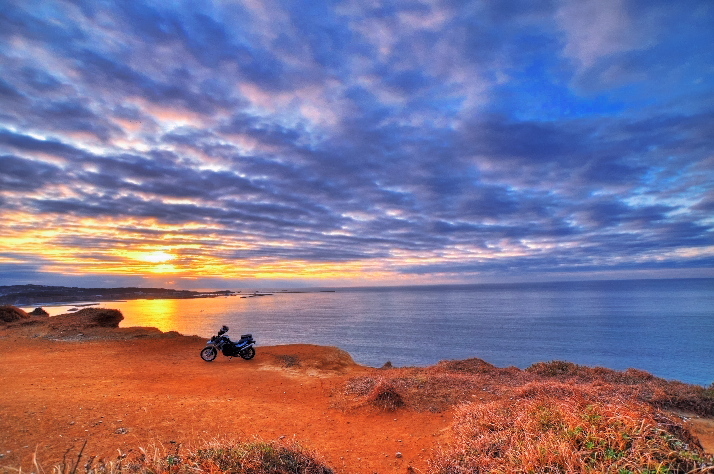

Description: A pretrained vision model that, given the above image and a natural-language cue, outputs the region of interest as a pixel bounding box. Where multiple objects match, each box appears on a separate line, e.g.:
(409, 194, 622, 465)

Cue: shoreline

(6, 280, 714, 387)
(2, 304, 713, 386)
(7, 312, 713, 387)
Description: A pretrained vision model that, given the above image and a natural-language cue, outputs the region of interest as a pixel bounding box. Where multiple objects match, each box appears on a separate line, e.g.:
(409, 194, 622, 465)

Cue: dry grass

(343, 360, 714, 417)
(45, 439, 334, 474)
(343, 372, 473, 412)
(526, 361, 714, 417)
(341, 360, 714, 472)
(342, 358, 518, 412)
(429, 382, 713, 473)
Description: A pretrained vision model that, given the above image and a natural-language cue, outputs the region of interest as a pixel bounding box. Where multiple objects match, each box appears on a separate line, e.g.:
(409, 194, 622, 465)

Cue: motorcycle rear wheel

(239, 346, 256, 360)
(200, 347, 218, 362)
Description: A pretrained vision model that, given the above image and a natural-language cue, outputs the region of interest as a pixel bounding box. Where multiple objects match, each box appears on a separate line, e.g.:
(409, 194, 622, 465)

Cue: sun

(136, 251, 176, 263)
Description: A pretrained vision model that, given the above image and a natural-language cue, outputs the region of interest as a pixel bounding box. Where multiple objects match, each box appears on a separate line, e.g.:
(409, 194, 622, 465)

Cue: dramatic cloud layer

(1, 0, 712, 287)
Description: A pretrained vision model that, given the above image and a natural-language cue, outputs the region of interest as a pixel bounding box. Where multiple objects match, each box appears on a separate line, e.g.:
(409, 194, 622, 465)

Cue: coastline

(5, 280, 714, 386)
(1, 307, 713, 473)
(0, 284, 239, 307)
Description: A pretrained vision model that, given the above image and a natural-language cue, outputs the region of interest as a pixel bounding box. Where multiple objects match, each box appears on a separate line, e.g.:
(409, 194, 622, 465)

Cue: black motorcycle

(200, 325, 256, 362)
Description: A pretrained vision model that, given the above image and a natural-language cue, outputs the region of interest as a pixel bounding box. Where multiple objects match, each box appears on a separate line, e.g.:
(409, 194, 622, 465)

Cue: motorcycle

(200, 325, 256, 362)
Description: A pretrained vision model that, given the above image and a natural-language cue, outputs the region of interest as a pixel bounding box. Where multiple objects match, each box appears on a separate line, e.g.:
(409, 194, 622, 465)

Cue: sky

(0, 0, 713, 289)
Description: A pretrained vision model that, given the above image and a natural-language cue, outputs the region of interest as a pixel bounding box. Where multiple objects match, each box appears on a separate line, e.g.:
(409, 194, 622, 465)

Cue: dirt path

(0, 336, 451, 473)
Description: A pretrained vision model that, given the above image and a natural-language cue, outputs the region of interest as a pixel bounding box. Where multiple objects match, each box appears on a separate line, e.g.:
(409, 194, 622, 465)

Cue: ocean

(30, 278, 714, 386)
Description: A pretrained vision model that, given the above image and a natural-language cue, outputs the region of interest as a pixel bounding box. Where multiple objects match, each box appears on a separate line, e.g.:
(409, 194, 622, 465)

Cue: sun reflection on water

(117, 298, 181, 333)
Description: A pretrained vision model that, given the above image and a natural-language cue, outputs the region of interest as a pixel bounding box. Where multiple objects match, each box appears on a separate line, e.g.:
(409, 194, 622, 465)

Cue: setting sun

(134, 251, 176, 264)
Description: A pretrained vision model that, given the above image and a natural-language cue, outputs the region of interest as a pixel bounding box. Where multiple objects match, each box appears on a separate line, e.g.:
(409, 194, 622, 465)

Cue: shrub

(0, 305, 29, 323)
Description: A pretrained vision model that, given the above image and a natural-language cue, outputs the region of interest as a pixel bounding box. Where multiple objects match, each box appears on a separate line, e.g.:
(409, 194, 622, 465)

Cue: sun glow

(134, 251, 176, 264)
(0, 215, 519, 282)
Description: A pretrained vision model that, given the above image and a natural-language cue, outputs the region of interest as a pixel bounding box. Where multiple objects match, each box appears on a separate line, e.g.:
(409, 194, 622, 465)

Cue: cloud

(0, 0, 712, 285)
(0, 154, 63, 190)
(557, 0, 634, 69)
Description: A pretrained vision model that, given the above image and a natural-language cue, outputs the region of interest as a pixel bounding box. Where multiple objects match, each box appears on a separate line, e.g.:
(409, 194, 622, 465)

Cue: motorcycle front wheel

(239, 347, 256, 360)
(200, 347, 218, 362)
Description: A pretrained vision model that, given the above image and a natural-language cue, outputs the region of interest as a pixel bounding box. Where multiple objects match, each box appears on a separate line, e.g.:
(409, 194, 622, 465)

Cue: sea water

(32, 278, 714, 386)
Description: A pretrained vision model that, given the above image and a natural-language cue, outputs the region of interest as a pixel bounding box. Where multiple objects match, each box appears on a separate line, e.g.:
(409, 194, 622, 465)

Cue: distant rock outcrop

(0, 305, 189, 341)
(29, 307, 49, 316)
(0, 305, 30, 322)
(48, 308, 123, 331)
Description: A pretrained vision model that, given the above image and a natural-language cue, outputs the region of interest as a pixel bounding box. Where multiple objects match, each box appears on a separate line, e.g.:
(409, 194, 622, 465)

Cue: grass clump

(50, 439, 334, 474)
(366, 379, 405, 411)
(429, 382, 713, 474)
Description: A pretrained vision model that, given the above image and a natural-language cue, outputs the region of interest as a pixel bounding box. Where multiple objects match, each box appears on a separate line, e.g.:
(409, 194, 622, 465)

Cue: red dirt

(0, 334, 451, 473)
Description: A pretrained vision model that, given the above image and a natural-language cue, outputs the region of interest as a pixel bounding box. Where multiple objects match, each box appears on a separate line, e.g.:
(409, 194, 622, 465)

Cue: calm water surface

(33, 279, 714, 386)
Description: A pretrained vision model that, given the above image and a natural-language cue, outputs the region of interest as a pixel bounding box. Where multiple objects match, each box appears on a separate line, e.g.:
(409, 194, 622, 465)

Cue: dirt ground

(0, 330, 711, 474)
(0, 333, 452, 473)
